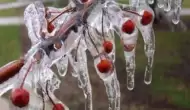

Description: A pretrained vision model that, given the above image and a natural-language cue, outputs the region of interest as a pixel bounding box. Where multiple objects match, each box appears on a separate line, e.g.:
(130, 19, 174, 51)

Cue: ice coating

(0, 0, 185, 110)
(120, 22, 138, 90)
(112, 0, 155, 88)
(85, 1, 121, 110)
(148, 0, 154, 5)
(157, 0, 165, 8)
(105, 0, 137, 91)
(24, 3, 42, 45)
(172, 0, 182, 24)
(164, 0, 172, 12)
(149, 0, 183, 25)
(0, 74, 17, 96)
(68, 37, 93, 110)
(135, 3, 155, 85)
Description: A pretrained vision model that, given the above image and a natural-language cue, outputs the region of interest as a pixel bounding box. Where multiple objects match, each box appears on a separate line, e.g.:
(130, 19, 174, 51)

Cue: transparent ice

(157, 0, 165, 8)
(0, 0, 184, 110)
(164, 0, 172, 12)
(147, 0, 154, 5)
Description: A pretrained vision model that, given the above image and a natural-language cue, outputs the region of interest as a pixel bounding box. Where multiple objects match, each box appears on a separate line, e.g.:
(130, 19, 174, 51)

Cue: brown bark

(0, 59, 24, 84)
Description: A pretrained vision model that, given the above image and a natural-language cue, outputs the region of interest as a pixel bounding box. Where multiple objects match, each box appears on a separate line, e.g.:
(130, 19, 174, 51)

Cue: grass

(0, 0, 52, 17)
(149, 31, 190, 109)
(0, 25, 21, 66)
(0, 0, 14, 3)
(118, 0, 129, 4)
(0, 2, 54, 17)
(183, 0, 190, 8)
(0, 7, 24, 17)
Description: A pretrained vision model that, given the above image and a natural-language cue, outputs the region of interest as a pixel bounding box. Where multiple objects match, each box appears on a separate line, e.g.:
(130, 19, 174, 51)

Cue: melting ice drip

(0, 0, 184, 110)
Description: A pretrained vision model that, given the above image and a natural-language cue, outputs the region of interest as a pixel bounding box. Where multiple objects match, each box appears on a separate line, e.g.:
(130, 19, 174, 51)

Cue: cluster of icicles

(147, 0, 182, 24)
(0, 0, 182, 110)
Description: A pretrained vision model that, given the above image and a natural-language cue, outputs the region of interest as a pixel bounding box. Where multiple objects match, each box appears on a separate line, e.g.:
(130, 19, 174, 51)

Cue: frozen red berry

(48, 23, 55, 33)
(53, 103, 65, 110)
(103, 41, 113, 54)
(124, 44, 135, 52)
(141, 11, 153, 25)
(81, 0, 88, 3)
(10, 61, 34, 108)
(122, 20, 135, 34)
(97, 59, 112, 73)
(10, 88, 30, 108)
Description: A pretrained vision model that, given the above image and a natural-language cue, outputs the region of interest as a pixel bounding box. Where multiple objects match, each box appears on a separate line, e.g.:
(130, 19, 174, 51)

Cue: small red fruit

(81, 0, 88, 3)
(97, 59, 112, 73)
(10, 88, 30, 108)
(122, 20, 135, 34)
(141, 11, 153, 25)
(124, 44, 135, 52)
(103, 41, 113, 53)
(10, 61, 34, 108)
(48, 23, 55, 33)
(53, 103, 65, 110)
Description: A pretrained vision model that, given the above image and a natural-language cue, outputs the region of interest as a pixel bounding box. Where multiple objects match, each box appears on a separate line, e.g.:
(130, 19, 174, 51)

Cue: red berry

(48, 23, 55, 33)
(141, 11, 153, 25)
(103, 41, 113, 53)
(81, 0, 88, 3)
(124, 44, 135, 52)
(122, 20, 135, 34)
(10, 88, 30, 108)
(97, 59, 112, 73)
(53, 103, 65, 110)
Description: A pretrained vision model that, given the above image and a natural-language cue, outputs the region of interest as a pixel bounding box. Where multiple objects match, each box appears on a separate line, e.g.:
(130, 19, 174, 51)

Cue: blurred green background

(1, 0, 190, 110)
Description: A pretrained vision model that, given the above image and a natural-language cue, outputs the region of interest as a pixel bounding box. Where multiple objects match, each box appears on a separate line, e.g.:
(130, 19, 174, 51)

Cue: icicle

(120, 21, 138, 90)
(93, 54, 120, 110)
(172, 2, 181, 25)
(108, 3, 138, 90)
(164, 0, 172, 12)
(104, 78, 115, 110)
(147, 0, 154, 5)
(49, 41, 69, 77)
(93, 2, 121, 109)
(136, 9, 155, 85)
(138, 26, 155, 85)
(76, 57, 92, 110)
(157, 0, 165, 8)
(68, 37, 93, 110)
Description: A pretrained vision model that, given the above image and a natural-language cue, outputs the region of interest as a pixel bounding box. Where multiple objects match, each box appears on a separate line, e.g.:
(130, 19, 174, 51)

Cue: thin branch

(49, 8, 74, 24)
(101, 9, 106, 42)
(86, 25, 100, 55)
(125, 10, 142, 17)
(20, 60, 35, 88)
